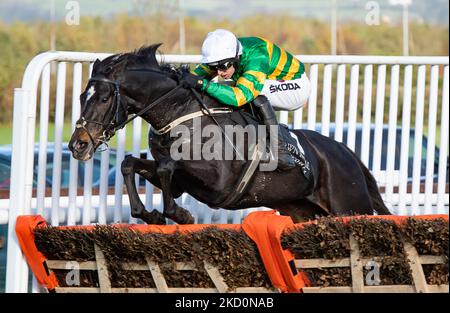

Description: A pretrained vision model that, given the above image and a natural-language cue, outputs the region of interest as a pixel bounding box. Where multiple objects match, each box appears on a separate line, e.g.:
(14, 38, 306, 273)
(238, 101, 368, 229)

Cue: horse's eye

(102, 97, 109, 102)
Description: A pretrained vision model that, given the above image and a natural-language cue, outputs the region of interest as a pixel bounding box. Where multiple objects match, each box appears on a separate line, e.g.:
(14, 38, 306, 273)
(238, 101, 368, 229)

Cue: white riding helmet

(201, 29, 243, 64)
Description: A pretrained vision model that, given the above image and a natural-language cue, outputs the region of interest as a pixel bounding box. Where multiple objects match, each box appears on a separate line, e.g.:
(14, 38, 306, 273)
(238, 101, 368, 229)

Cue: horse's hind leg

(157, 158, 194, 224)
(121, 156, 166, 224)
(276, 199, 328, 223)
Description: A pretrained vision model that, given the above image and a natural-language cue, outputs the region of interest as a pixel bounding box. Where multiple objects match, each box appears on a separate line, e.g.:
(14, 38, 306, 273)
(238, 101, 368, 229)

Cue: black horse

(69, 44, 391, 224)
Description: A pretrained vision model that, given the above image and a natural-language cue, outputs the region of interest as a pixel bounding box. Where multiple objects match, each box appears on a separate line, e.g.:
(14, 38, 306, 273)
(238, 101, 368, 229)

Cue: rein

(114, 84, 184, 131)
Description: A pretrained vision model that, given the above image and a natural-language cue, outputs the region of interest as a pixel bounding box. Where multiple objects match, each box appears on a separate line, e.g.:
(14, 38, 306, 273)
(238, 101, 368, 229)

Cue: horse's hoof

(181, 212, 195, 224)
(168, 206, 195, 224)
(142, 209, 166, 225)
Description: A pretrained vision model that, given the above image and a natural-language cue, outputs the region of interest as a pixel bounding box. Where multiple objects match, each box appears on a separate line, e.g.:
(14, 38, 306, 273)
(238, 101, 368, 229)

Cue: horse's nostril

(76, 141, 88, 151)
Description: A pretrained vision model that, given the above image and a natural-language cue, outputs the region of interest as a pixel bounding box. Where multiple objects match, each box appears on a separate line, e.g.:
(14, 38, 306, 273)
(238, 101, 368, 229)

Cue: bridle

(75, 69, 183, 149)
(76, 76, 124, 148)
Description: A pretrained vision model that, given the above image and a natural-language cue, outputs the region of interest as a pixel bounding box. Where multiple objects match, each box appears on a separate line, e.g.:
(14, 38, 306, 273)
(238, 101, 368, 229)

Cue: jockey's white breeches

(260, 74, 311, 111)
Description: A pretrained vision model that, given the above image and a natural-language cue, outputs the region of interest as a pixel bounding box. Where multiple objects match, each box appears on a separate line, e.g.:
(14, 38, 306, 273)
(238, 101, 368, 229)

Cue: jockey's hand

(180, 72, 204, 90)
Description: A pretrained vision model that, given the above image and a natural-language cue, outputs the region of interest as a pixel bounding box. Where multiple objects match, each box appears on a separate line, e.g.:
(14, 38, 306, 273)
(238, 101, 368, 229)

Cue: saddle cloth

(231, 110, 311, 179)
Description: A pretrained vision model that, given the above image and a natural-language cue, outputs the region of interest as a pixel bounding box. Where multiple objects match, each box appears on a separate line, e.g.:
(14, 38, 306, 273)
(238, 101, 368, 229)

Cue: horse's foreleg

(157, 158, 194, 224)
(121, 155, 166, 224)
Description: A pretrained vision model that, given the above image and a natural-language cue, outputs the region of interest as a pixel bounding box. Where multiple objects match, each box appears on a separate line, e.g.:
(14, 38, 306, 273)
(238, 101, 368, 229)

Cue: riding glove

(180, 72, 204, 90)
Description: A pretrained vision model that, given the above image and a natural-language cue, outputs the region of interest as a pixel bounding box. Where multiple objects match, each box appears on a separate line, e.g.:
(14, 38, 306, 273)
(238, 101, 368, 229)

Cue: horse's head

(69, 44, 172, 161)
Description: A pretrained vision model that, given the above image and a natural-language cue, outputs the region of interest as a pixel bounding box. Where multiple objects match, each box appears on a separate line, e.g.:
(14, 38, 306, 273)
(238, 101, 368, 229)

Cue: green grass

(0, 125, 13, 145)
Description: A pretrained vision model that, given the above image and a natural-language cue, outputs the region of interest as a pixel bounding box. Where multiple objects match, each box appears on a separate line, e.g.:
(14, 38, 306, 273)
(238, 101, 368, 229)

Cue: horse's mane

(92, 44, 184, 78)
(129, 44, 162, 68)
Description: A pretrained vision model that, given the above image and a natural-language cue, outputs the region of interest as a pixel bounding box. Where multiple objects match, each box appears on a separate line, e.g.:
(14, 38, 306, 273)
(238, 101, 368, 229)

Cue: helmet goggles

(207, 58, 236, 72)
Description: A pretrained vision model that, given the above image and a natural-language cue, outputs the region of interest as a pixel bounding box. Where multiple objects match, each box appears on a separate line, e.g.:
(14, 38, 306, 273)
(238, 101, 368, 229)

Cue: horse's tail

(357, 158, 392, 215)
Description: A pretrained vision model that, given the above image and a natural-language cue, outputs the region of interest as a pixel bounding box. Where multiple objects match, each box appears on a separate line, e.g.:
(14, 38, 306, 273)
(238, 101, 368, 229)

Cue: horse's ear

(151, 43, 163, 54)
(91, 58, 101, 75)
(148, 43, 163, 66)
(112, 59, 128, 78)
(135, 44, 163, 67)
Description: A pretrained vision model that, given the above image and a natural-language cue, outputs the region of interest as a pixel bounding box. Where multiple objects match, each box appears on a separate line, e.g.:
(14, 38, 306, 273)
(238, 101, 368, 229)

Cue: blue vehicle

(0, 143, 117, 193)
(319, 124, 446, 183)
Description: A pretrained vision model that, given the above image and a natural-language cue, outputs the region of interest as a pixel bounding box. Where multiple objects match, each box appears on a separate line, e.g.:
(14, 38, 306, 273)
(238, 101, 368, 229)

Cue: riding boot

(253, 95, 296, 170)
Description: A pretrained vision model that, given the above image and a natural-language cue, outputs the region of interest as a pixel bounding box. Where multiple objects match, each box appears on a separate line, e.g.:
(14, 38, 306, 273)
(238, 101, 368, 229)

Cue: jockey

(181, 29, 311, 170)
